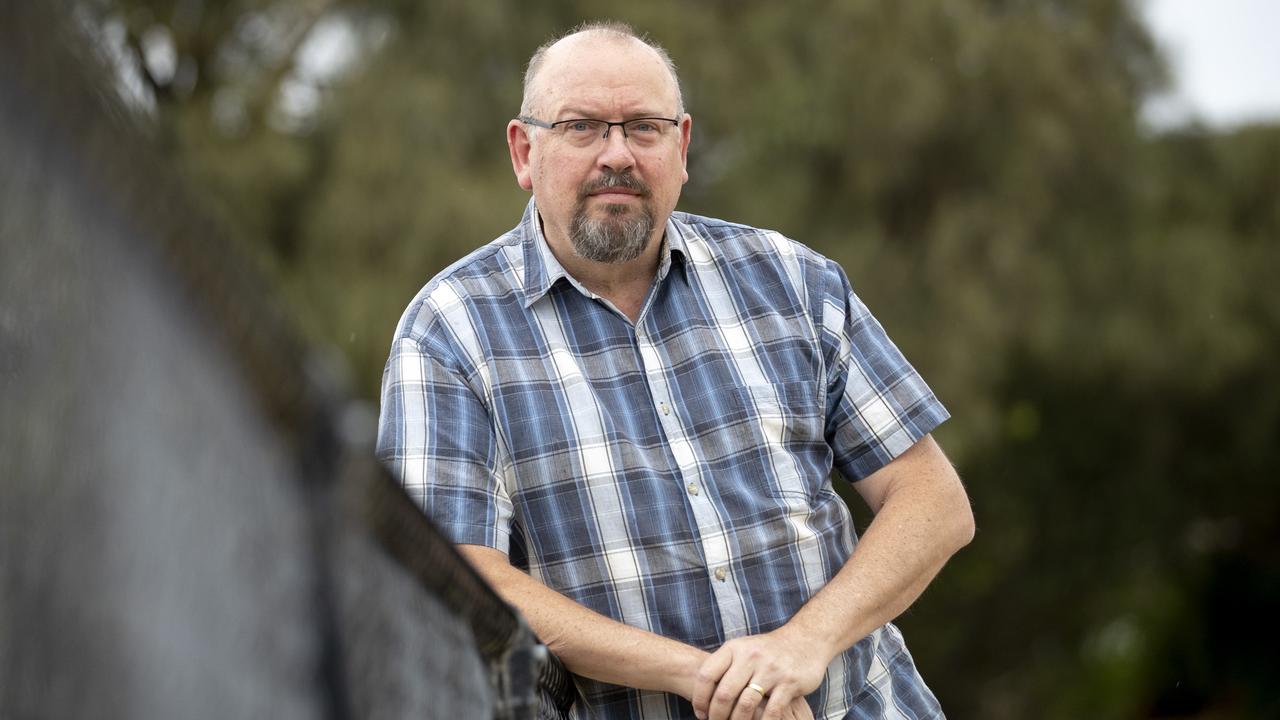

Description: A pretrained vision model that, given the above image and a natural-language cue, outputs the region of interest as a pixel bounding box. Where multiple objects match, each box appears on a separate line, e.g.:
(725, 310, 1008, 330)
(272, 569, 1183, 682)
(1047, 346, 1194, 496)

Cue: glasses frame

(517, 115, 681, 142)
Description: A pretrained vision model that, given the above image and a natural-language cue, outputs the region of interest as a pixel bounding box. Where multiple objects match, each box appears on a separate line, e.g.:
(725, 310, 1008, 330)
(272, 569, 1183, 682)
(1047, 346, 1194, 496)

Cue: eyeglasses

(518, 116, 680, 149)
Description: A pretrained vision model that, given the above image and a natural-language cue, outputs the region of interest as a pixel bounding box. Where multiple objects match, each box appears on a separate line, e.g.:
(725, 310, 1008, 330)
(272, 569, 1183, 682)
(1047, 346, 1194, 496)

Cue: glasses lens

(553, 118, 673, 148)
(623, 119, 669, 147)
(559, 119, 605, 147)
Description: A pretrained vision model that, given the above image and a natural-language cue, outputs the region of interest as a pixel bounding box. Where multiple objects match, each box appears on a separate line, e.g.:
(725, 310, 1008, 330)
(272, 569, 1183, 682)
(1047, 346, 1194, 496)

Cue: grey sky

(1141, 0, 1280, 128)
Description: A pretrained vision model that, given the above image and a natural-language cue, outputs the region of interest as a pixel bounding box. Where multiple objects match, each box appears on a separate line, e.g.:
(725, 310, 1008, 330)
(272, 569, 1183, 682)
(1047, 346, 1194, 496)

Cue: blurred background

(42, 0, 1280, 717)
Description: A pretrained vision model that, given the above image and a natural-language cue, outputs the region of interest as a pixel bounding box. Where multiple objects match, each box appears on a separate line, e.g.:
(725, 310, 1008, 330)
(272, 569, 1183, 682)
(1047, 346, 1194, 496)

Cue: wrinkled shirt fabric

(377, 199, 949, 720)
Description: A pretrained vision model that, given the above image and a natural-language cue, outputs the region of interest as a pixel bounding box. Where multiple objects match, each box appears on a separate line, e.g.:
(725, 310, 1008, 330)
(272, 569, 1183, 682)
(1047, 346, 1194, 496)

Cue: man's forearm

(692, 435, 974, 720)
(457, 544, 710, 699)
(783, 438, 974, 660)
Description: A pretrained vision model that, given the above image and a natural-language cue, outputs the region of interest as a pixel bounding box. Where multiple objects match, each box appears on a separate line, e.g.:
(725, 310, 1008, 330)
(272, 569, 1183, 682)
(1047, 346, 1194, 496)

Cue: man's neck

(543, 226, 664, 324)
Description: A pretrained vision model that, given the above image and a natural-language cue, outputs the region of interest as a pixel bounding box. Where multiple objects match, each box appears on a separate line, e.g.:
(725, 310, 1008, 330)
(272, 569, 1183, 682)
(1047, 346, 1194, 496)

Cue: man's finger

(709, 658, 757, 720)
(760, 693, 811, 720)
(725, 673, 768, 720)
(789, 694, 815, 720)
(756, 687, 793, 720)
(692, 647, 733, 719)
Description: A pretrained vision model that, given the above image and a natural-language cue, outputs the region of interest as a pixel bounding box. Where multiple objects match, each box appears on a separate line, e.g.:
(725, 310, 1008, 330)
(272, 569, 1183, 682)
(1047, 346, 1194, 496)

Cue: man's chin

(585, 202, 639, 220)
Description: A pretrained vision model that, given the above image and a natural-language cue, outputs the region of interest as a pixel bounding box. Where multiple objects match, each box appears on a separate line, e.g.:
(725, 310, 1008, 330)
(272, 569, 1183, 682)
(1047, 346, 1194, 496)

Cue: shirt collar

(518, 198, 568, 308)
(518, 197, 687, 309)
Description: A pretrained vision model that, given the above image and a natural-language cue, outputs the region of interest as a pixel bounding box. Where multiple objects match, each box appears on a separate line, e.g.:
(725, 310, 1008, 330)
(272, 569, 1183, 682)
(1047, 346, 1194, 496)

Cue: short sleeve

(818, 260, 949, 481)
(376, 331, 514, 552)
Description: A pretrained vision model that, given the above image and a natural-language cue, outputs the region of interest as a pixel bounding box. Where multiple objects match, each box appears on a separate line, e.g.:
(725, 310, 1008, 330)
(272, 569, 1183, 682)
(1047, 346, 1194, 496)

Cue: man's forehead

(546, 30, 651, 57)
(531, 33, 677, 112)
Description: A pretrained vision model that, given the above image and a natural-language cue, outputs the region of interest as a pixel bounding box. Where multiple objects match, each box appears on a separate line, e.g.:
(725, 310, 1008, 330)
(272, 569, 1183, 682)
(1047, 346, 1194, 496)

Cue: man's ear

(508, 120, 534, 191)
(678, 113, 693, 185)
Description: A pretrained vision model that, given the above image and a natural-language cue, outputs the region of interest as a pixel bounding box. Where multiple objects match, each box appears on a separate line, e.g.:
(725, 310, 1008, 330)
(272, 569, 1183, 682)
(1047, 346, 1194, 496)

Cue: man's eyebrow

(556, 107, 670, 119)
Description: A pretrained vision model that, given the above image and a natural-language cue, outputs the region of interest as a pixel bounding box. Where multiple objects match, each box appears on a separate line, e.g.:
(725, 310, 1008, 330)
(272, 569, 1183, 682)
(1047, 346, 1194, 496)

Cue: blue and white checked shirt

(377, 199, 950, 720)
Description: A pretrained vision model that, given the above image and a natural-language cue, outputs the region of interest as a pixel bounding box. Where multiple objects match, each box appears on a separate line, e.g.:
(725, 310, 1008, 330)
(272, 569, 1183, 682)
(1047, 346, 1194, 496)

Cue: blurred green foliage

(76, 0, 1278, 716)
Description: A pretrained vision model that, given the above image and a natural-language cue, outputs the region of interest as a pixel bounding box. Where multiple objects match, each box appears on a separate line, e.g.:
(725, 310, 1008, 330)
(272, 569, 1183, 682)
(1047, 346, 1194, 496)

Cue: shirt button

(714, 567, 727, 582)
(660, 402, 670, 416)
(687, 483, 699, 496)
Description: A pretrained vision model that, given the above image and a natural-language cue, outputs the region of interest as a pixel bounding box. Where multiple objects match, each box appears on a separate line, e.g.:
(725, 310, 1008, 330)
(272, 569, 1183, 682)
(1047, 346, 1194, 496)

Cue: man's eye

(629, 122, 658, 133)
(567, 121, 595, 133)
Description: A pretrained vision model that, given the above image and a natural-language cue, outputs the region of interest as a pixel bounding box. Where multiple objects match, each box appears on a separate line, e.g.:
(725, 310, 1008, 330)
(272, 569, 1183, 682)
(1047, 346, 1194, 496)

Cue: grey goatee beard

(568, 172, 655, 264)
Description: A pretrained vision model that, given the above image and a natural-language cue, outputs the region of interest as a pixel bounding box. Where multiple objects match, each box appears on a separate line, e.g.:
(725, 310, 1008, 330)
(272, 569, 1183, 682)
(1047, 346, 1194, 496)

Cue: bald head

(519, 21, 684, 118)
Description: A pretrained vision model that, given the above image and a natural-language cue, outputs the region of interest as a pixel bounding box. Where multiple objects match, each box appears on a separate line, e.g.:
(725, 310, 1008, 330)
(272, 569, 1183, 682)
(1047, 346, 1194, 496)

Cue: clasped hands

(690, 626, 829, 720)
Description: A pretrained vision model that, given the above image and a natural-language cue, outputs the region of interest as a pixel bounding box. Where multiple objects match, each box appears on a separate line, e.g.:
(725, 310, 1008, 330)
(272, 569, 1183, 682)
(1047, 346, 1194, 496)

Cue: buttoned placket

(633, 302, 747, 637)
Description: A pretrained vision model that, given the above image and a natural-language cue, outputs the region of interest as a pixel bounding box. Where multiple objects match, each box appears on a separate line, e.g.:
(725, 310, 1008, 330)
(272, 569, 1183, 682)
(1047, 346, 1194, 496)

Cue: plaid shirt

(377, 199, 949, 720)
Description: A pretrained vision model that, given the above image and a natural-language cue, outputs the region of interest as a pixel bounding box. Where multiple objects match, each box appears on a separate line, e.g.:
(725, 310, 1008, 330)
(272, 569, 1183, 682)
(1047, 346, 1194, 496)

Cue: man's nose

(596, 126, 636, 173)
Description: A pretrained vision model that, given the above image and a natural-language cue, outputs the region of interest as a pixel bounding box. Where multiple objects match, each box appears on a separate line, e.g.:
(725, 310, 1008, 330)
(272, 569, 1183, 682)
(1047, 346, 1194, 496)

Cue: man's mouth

(589, 189, 641, 200)
(581, 172, 649, 201)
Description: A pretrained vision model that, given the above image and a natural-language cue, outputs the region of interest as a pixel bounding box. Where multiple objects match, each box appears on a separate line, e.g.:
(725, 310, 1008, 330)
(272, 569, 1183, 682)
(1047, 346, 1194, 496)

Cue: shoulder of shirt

(669, 211, 855, 338)
(391, 229, 524, 345)
(670, 210, 835, 268)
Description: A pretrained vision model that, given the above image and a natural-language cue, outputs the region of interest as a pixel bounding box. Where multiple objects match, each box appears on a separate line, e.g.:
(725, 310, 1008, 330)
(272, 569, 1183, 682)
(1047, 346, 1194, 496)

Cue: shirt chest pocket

(491, 385, 578, 481)
(684, 379, 832, 501)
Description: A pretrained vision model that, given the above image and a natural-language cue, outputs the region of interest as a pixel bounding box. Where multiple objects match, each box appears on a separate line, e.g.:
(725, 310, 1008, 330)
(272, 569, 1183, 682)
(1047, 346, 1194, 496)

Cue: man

(377, 20, 974, 720)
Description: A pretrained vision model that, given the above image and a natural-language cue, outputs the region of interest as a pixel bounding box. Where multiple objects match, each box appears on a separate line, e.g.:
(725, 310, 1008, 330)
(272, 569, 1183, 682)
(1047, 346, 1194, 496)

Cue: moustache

(579, 172, 650, 199)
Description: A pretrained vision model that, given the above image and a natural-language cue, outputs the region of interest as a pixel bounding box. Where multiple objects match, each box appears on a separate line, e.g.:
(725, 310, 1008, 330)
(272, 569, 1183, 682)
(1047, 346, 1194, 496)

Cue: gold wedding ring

(745, 682, 767, 698)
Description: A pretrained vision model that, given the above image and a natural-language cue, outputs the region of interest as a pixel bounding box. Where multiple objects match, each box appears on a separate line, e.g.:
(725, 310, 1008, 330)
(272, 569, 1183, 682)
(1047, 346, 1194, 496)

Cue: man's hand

(691, 626, 829, 720)
(751, 695, 815, 720)
(691, 434, 973, 720)
(761, 696, 817, 720)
